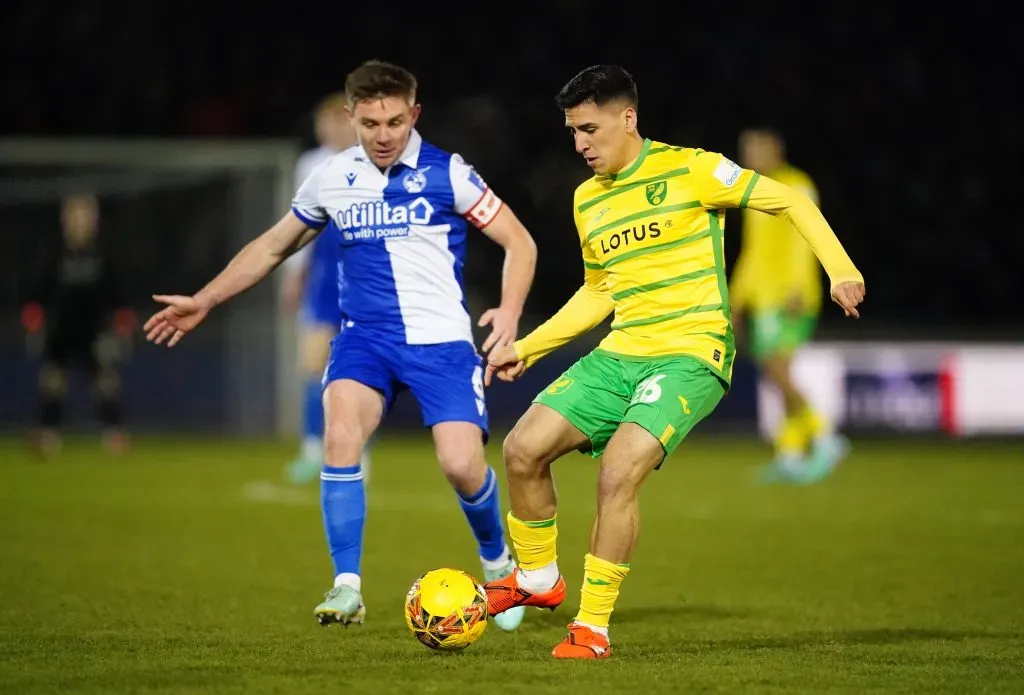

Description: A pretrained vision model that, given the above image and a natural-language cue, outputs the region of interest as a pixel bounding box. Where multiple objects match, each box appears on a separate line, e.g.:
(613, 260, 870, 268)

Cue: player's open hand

(831, 281, 866, 319)
(478, 307, 520, 354)
(484, 343, 525, 386)
(144, 295, 210, 347)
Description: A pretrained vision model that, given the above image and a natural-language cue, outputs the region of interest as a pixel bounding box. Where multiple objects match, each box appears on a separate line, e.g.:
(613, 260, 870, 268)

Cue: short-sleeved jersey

(291, 145, 343, 306)
(284, 146, 339, 279)
(291, 129, 503, 345)
(573, 138, 760, 384)
(734, 164, 822, 313)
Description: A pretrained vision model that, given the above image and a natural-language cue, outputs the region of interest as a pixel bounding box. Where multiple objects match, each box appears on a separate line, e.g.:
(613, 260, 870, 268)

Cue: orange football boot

(483, 569, 566, 616)
(551, 621, 612, 659)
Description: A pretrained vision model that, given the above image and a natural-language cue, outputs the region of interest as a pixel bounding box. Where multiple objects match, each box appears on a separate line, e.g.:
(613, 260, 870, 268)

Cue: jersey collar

(397, 128, 422, 169)
(604, 138, 651, 182)
(356, 128, 422, 173)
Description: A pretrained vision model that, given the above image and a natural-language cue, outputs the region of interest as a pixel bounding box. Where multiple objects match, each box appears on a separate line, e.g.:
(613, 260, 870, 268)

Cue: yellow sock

(506, 512, 557, 570)
(576, 553, 630, 628)
(798, 405, 826, 440)
(775, 415, 808, 455)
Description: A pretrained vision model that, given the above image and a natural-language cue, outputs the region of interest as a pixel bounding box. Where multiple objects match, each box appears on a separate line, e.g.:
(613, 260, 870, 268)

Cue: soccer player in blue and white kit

(143, 61, 538, 631)
(279, 92, 373, 485)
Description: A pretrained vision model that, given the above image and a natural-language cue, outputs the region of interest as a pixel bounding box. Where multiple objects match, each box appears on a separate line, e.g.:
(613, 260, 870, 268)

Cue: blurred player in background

(21, 192, 136, 456)
(279, 93, 372, 485)
(482, 65, 865, 659)
(143, 61, 538, 633)
(730, 128, 848, 483)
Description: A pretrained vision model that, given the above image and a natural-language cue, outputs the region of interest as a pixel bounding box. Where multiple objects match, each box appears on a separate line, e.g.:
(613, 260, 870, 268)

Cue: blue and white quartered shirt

(290, 129, 503, 345)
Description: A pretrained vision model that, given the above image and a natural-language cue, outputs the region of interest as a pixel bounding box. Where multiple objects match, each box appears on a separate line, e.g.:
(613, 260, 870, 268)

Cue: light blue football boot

(484, 558, 526, 631)
(314, 584, 366, 626)
(286, 456, 322, 485)
(758, 453, 807, 484)
(800, 434, 850, 484)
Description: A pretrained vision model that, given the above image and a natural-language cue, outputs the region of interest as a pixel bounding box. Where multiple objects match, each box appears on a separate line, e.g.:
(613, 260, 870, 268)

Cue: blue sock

(457, 466, 507, 562)
(321, 465, 366, 578)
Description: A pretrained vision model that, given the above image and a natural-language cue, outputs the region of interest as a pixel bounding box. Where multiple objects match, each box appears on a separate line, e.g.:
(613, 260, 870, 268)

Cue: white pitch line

(240, 480, 454, 511)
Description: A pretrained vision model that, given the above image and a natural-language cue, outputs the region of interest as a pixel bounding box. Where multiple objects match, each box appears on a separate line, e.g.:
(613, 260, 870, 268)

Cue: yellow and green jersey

(514, 137, 862, 387)
(572, 139, 760, 382)
(730, 164, 823, 314)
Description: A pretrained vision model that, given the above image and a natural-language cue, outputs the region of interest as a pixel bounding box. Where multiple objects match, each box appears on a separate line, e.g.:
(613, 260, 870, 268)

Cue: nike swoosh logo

(585, 578, 611, 586)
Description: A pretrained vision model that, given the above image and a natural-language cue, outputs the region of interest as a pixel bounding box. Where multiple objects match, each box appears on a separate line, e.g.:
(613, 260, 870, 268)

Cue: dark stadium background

(1, 4, 1022, 694)
(1, 2, 1020, 434)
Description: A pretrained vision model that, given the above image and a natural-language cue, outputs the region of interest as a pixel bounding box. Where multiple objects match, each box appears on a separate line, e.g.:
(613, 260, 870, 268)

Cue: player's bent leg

(591, 423, 664, 563)
(760, 353, 811, 481)
(503, 403, 589, 520)
(431, 421, 524, 631)
(488, 354, 629, 622)
(315, 378, 384, 627)
(551, 356, 724, 659)
(432, 421, 488, 495)
(550, 422, 661, 660)
(761, 350, 846, 484)
(484, 405, 592, 618)
(762, 353, 807, 418)
(431, 422, 501, 558)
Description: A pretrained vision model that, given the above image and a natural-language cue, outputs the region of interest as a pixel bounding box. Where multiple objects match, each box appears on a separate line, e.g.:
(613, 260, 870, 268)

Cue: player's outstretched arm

(741, 176, 865, 317)
(476, 205, 538, 352)
(145, 212, 318, 347)
(693, 153, 865, 319)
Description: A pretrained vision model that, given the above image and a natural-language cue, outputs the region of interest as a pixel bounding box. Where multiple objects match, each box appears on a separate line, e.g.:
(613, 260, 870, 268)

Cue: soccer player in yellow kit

(730, 127, 846, 483)
(482, 65, 866, 659)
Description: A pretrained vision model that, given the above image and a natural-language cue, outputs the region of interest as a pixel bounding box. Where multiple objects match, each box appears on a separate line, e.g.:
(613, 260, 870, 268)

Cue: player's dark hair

(345, 60, 418, 103)
(555, 65, 638, 111)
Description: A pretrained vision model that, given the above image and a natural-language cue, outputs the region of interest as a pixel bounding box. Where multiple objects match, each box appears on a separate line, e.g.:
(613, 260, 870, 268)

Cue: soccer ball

(404, 568, 489, 651)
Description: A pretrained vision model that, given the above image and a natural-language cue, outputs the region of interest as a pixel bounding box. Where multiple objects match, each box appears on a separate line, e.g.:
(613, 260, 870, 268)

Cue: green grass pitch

(1, 432, 1022, 694)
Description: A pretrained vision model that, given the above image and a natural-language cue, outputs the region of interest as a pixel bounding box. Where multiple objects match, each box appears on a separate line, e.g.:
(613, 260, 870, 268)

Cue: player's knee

(438, 450, 486, 493)
(323, 419, 365, 467)
(502, 430, 544, 480)
(596, 460, 643, 502)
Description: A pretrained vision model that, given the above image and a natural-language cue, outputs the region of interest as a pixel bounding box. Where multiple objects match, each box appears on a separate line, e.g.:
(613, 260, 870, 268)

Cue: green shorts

(533, 350, 726, 460)
(749, 309, 816, 362)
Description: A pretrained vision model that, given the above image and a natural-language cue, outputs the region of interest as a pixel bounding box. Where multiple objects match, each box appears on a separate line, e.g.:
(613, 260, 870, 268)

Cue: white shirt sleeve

(449, 154, 503, 229)
(290, 158, 330, 229)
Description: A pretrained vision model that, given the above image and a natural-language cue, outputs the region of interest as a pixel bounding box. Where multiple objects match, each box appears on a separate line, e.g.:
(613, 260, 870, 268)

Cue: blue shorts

(323, 326, 488, 438)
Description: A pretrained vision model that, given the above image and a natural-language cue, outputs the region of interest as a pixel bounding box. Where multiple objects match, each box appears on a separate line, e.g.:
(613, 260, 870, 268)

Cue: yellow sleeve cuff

(513, 285, 614, 368)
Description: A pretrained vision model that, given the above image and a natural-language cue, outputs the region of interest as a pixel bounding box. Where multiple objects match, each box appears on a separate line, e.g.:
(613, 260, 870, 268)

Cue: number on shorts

(472, 366, 485, 400)
(632, 374, 666, 404)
